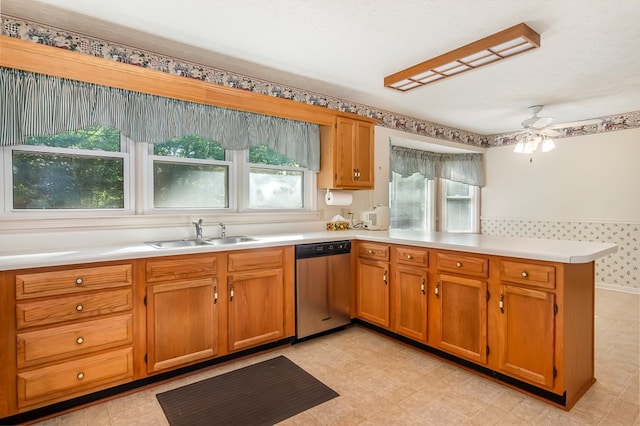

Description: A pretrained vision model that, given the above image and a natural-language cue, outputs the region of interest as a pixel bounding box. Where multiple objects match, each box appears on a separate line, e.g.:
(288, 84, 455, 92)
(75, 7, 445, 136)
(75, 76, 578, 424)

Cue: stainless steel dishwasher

(295, 240, 351, 339)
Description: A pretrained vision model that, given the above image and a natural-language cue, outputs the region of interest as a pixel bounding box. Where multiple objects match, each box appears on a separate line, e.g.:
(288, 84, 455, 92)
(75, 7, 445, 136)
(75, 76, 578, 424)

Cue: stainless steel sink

(206, 236, 258, 245)
(145, 236, 258, 249)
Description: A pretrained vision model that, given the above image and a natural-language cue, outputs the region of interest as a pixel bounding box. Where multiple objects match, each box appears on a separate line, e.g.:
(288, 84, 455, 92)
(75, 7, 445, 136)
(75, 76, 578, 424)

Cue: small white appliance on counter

(360, 205, 390, 230)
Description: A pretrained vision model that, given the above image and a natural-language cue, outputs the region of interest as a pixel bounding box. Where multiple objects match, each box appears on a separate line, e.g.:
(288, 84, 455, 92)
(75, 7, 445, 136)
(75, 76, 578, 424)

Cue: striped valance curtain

(390, 144, 485, 186)
(0, 67, 320, 171)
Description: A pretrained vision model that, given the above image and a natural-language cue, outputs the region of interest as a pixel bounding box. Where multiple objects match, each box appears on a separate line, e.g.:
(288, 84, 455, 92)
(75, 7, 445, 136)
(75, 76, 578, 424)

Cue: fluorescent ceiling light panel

(384, 23, 540, 91)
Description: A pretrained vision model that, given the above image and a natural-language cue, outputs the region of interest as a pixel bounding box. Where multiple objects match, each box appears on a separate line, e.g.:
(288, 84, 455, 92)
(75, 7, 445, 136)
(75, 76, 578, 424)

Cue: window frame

(2, 135, 135, 216)
(439, 179, 480, 233)
(390, 175, 480, 233)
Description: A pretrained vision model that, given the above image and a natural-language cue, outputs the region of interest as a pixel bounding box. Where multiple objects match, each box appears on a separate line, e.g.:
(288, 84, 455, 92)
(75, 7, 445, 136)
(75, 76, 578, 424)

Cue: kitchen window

(389, 144, 483, 233)
(149, 136, 230, 210)
(4, 126, 132, 213)
(2, 128, 313, 216)
(389, 174, 479, 232)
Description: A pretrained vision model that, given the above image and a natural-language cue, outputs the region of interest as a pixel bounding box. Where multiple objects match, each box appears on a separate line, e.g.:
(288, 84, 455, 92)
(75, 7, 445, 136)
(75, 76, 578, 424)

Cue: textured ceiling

(3, 0, 640, 136)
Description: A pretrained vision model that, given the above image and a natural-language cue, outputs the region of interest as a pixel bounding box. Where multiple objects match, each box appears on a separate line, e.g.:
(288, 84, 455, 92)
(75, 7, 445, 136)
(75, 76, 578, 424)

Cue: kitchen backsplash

(482, 219, 639, 292)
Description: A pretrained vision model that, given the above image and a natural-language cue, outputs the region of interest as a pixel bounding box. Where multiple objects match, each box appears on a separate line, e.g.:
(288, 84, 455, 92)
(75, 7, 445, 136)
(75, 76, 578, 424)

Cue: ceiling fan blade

(540, 128, 560, 137)
(531, 116, 554, 128)
(547, 118, 602, 129)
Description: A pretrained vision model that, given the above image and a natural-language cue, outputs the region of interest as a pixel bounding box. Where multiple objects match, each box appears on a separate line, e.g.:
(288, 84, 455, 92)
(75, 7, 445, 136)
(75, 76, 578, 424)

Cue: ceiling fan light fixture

(542, 137, 556, 152)
(384, 23, 540, 91)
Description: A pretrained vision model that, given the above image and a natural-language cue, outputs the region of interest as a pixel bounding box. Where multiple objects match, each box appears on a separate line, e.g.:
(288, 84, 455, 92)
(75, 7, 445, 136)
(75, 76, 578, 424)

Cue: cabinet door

(335, 117, 356, 186)
(356, 259, 390, 327)
(228, 269, 284, 352)
(147, 278, 218, 372)
(394, 266, 427, 341)
(353, 119, 374, 187)
(435, 274, 487, 364)
(498, 285, 556, 388)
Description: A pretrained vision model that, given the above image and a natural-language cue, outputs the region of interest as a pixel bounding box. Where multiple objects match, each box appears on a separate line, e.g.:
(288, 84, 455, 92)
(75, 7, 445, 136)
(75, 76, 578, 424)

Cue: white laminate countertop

(0, 229, 618, 271)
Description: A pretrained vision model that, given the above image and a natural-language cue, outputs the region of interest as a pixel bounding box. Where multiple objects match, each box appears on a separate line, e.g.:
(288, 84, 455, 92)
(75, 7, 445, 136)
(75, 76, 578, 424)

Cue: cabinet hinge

(486, 345, 490, 356)
(144, 353, 147, 364)
(554, 304, 558, 315)
(553, 367, 557, 378)
(143, 295, 147, 306)
(486, 290, 490, 301)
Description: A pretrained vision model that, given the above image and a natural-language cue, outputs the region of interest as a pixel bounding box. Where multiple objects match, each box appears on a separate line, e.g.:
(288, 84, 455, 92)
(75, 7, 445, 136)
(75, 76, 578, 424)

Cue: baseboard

(596, 282, 640, 295)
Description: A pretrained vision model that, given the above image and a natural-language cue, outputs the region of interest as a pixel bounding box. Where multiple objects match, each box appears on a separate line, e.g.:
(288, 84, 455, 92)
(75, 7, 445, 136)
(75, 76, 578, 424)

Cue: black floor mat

(156, 355, 339, 425)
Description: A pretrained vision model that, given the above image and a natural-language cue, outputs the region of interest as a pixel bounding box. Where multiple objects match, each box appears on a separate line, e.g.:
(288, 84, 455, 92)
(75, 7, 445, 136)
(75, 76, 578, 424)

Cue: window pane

(249, 168, 303, 209)
(24, 126, 121, 152)
(154, 162, 228, 208)
(390, 172, 431, 230)
(249, 145, 299, 167)
(445, 199, 472, 232)
(154, 136, 224, 160)
(446, 180, 470, 197)
(13, 151, 124, 209)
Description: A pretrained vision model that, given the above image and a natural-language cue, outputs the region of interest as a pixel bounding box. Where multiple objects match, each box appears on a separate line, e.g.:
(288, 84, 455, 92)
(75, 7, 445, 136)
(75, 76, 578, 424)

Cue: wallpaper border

(2, 14, 639, 149)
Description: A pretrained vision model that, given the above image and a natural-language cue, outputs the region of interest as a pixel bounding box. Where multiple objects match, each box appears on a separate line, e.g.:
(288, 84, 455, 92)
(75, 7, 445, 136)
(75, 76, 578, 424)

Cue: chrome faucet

(219, 222, 226, 239)
(192, 218, 204, 240)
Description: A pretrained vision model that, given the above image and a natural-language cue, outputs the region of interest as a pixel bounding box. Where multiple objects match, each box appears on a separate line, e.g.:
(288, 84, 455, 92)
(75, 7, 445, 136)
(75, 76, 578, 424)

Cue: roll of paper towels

(325, 190, 352, 206)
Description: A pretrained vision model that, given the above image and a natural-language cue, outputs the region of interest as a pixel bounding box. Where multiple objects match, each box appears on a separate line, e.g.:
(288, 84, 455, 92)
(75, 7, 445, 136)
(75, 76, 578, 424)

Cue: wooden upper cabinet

(318, 117, 375, 189)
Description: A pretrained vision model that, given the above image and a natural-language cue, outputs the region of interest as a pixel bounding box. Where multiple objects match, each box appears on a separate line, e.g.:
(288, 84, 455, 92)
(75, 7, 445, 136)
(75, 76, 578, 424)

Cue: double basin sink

(145, 236, 258, 249)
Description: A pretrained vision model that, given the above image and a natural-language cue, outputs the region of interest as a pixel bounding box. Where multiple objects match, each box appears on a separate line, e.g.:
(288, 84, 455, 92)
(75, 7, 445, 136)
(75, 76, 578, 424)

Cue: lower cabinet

(392, 246, 429, 342)
(433, 273, 488, 364)
(356, 242, 390, 328)
(497, 284, 556, 388)
(145, 255, 219, 373)
(226, 247, 293, 352)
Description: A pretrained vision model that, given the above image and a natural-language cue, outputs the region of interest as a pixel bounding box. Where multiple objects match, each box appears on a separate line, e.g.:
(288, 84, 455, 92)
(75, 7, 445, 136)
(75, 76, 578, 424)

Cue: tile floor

(31, 288, 639, 425)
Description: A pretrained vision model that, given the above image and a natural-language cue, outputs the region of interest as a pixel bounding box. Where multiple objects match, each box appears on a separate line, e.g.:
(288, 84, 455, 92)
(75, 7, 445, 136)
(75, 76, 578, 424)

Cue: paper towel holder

(324, 188, 353, 206)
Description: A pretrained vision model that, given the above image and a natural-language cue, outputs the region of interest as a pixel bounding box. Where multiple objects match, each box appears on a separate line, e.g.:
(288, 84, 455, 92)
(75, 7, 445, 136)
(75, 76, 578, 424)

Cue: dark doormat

(156, 355, 339, 426)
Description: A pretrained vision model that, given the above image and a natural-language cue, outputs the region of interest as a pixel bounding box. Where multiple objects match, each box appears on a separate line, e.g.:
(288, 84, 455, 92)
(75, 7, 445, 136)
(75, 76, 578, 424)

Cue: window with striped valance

(0, 67, 320, 171)
(390, 144, 485, 186)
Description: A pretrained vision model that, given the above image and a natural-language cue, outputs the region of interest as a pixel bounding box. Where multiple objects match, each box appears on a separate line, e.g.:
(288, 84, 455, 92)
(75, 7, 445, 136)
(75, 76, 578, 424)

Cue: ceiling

(3, 0, 640, 136)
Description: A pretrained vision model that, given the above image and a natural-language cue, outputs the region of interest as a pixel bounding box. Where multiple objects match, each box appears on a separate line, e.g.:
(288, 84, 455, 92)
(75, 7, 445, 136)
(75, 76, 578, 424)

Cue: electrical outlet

(341, 208, 353, 218)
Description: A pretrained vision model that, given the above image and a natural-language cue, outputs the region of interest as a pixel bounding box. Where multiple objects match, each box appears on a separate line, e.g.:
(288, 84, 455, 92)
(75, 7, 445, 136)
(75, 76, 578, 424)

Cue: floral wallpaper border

(2, 14, 639, 149)
(481, 219, 639, 292)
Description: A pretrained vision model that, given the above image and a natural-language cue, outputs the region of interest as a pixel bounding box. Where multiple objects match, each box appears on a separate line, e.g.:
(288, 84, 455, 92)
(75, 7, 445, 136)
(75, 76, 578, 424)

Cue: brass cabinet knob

(76, 337, 84, 344)
(75, 304, 84, 312)
(521, 271, 529, 278)
(456, 262, 462, 268)
(75, 277, 83, 285)
(77, 372, 85, 380)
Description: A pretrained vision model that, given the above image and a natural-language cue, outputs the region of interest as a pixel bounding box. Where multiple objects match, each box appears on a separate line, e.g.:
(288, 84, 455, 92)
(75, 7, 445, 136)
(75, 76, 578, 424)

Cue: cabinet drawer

(227, 249, 283, 272)
(395, 246, 428, 268)
(436, 252, 488, 277)
(16, 288, 133, 329)
(17, 347, 133, 408)
(17, 314, 133, 367)
(146, 256, 217, 283)
(500, 260, 556, 289)
(16, 264, 132, 300)
(358, 243, 389, 261)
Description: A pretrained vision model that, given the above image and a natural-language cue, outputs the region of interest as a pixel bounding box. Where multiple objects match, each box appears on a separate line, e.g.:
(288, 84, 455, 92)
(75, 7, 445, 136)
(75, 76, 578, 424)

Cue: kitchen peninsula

(0, 230, 617, 422)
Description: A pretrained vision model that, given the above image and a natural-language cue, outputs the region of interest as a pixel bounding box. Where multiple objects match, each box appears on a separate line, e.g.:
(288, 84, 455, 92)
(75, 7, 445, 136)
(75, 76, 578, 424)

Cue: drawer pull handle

(421, 278, 425, 295)
(75, 278, 83, 285)
(368, 250, 374, 254)
(77, 372, 85, 380)
(383, 270, 387, 285)
(499, 293, 505, 314)
(406, 254, 412, 259)
(435, 282, 440, 299)
(521, 271, 529, 278)
(75, 304, 84, 312)
(456, 262, 462, 268)
(76, 337, 84, 344)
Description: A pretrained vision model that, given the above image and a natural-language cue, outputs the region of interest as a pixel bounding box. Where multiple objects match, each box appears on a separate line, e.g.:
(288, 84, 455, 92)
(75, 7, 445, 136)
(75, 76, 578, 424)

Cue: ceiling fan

(514, 105, 560, 154)
(514, 105, 603, 154)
